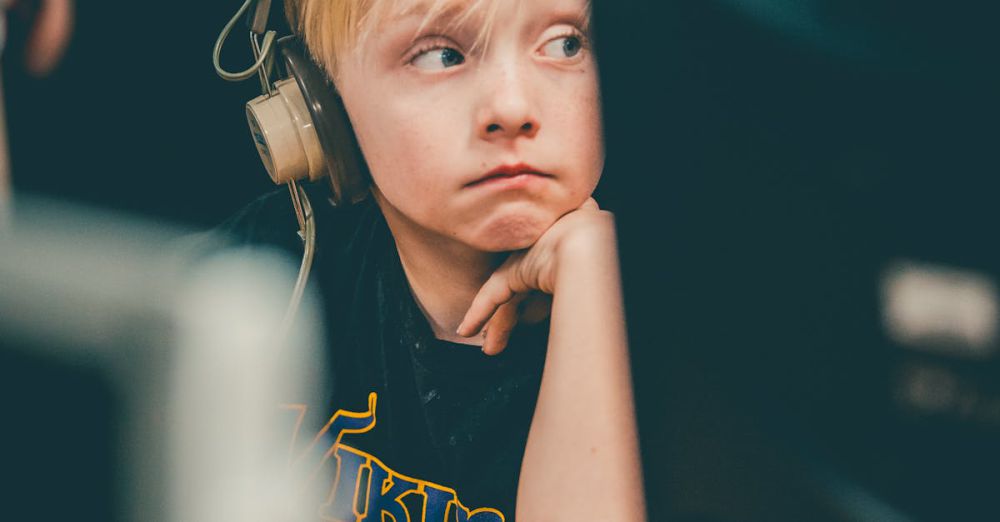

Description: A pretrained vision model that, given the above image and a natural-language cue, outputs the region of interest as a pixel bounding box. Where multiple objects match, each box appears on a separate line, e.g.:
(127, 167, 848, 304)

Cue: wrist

(553, 212, 620, 291)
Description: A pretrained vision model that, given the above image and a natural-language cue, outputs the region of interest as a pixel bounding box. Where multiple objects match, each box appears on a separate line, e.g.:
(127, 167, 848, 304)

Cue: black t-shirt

(214, 184, 549, 521)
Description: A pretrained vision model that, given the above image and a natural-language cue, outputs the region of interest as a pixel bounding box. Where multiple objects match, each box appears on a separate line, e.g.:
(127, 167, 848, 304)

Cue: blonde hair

(285, 0, 519, 81)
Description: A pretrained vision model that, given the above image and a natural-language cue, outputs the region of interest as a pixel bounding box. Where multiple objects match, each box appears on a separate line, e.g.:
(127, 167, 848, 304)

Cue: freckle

(590, 447, 597, 455)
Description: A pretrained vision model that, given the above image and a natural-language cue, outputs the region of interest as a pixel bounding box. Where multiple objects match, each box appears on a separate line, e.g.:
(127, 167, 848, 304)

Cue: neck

(374, 192, 501, 346)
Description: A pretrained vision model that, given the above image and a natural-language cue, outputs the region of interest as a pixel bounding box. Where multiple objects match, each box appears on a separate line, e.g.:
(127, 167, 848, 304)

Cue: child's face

(336, 0, 602, 252)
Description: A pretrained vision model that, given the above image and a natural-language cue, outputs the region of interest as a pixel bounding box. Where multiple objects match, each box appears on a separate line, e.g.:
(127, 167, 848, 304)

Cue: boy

(219, 0, 644, 519)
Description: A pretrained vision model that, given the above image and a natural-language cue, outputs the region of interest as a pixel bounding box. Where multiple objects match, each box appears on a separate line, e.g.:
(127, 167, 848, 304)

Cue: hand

(457, 197, 617, 355)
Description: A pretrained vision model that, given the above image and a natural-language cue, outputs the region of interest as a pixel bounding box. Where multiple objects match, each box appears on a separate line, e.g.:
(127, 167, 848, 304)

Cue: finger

(481, 298, 521, 356)
(580, 197, 599, 210)
(457, 269, 515, 337)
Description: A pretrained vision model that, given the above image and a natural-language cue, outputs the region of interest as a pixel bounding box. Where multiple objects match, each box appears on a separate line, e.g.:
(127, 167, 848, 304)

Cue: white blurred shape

(0, 196, 327, 521)
(882, 260, 998, 358)
(170, 250, 327, 522)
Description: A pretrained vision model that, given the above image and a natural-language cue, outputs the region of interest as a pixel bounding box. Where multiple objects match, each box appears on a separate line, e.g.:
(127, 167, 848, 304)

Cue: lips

(465, 163, 552, 188)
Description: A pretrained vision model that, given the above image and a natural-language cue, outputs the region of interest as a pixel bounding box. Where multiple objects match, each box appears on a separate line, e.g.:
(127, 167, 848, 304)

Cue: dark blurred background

(4, 1, 1000, 520)
(2, 0, 284, 225)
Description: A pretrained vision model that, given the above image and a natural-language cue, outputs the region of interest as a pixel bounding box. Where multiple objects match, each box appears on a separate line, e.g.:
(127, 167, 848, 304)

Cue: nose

(476, 63, 540, 141)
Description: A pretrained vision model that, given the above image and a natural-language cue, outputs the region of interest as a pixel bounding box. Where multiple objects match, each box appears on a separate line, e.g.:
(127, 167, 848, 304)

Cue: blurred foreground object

(0, 195, 327, 521)
(2, 0, 74, 75)
(0, 0, 73, 219)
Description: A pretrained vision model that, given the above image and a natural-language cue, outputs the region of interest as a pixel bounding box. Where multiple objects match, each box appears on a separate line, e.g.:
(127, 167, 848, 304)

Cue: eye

(410, 47, 466, 70)
(540, 34, 584, 59)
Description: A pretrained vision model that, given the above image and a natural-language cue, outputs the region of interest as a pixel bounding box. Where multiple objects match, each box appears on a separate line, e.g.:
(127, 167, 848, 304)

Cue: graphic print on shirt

(281, 393, 505, 522)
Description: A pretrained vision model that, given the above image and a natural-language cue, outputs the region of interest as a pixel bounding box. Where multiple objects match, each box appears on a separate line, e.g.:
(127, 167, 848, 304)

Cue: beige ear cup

(245, 78, 326, 185)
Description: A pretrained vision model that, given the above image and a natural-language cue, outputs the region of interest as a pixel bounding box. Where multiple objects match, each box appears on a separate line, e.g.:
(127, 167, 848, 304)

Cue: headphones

(213, 0, 369, 335)
(214, 0, 369, 207)
(245, 36, 369, 206)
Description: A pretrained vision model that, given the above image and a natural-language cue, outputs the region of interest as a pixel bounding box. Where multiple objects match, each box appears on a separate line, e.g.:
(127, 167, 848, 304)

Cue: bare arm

(516, 216, 645, 521)
(459, 204, 646, 521)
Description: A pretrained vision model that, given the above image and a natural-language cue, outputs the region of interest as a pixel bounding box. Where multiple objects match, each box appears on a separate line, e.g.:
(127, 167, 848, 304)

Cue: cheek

(346, 97, 458, 214)
(556, 78, 605, 195)
(578, 97, 605, 183)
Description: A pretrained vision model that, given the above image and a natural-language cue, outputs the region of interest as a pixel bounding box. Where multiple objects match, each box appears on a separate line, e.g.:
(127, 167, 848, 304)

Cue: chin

(468, 210, 556, 252)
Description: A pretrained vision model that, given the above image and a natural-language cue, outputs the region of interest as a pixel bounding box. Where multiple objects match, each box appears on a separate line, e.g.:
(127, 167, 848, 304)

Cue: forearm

(516, 226, 646, 521)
